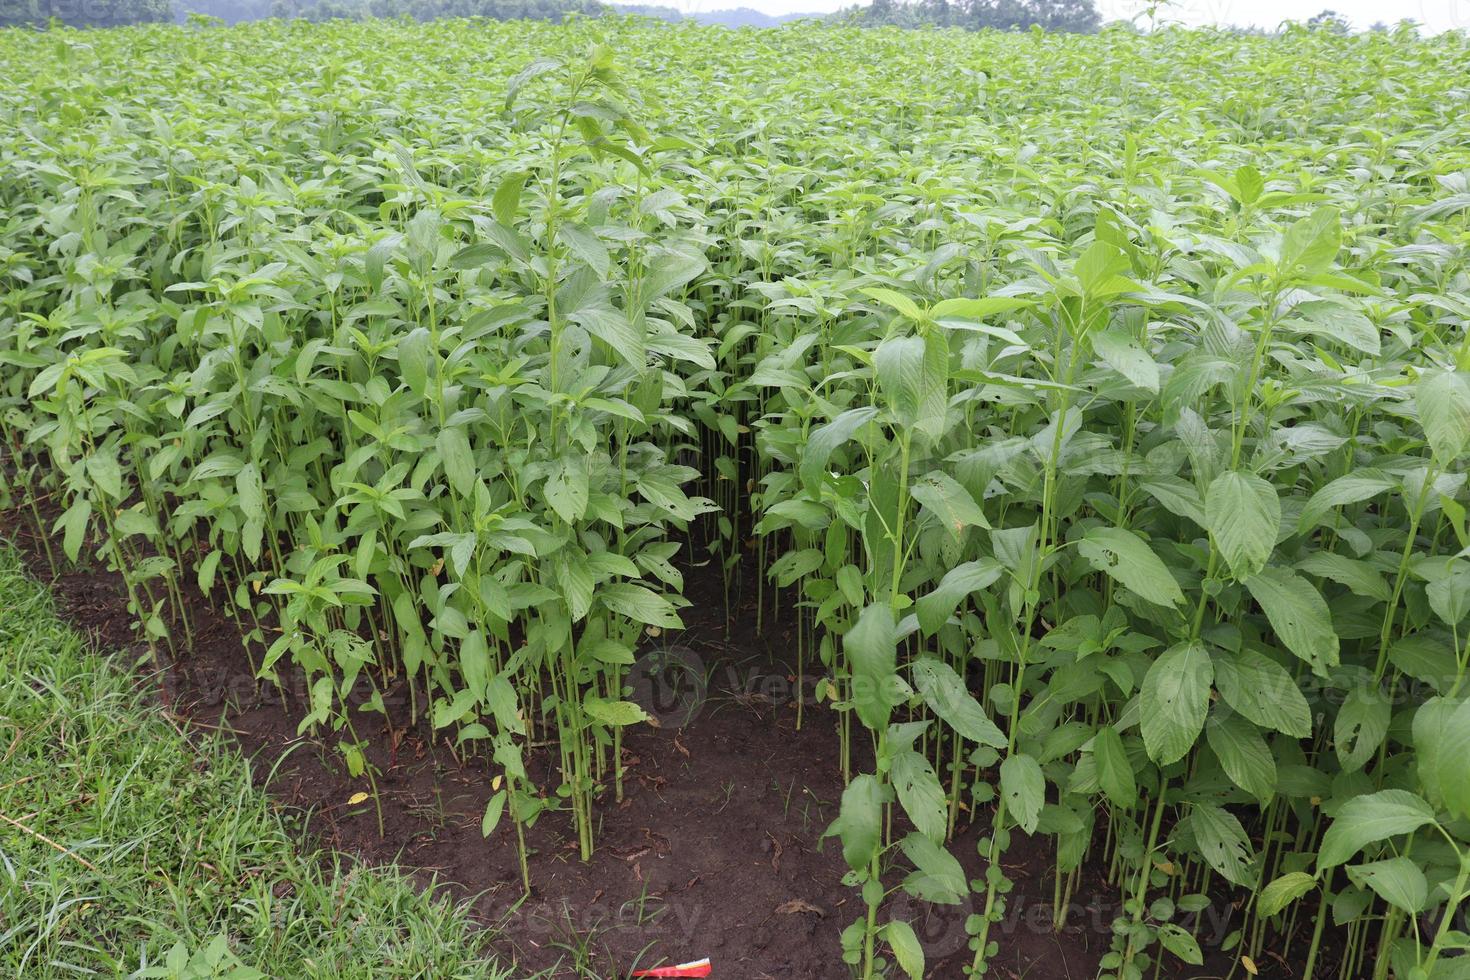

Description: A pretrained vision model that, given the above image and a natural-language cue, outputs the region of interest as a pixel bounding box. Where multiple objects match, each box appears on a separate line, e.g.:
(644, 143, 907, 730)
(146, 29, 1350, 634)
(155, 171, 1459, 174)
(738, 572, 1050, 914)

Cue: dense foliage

(3, 16, 1470, 980)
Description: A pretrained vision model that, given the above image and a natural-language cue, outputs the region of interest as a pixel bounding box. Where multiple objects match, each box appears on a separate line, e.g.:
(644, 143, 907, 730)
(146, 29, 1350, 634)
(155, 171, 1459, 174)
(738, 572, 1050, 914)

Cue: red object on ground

(631, 958, 712, 978)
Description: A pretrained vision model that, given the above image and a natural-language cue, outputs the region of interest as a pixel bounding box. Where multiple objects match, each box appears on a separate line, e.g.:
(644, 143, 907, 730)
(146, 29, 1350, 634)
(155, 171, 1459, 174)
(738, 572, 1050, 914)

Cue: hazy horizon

(615, 0, 1468, 34)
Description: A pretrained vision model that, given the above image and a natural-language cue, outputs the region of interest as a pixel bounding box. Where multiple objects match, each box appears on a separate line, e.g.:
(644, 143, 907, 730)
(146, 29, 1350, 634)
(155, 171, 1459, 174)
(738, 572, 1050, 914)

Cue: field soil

(2, 510, 1271, 979)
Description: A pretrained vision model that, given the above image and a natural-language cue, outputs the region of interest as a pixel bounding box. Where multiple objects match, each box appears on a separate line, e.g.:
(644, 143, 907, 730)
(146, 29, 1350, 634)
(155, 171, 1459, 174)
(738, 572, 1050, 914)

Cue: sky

(642, 0, 1470, 33)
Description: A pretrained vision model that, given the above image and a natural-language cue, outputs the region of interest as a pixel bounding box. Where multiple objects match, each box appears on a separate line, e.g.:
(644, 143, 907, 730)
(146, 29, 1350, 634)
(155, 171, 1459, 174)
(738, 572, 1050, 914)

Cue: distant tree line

(264, 0, 602, 22)
(0, 0, 1398, 35)
(611, 1, 677, 19)
(1, 0, 169, 26)
(608, 0, 1092, 29)
(0, 0, 600, 25)
(836, 0, 1100, 33)
(0, 0, 1096, 30)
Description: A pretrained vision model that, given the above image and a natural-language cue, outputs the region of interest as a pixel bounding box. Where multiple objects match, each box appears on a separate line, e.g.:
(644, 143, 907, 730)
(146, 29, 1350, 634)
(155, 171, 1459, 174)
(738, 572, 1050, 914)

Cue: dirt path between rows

(4, 510, 1276, 978)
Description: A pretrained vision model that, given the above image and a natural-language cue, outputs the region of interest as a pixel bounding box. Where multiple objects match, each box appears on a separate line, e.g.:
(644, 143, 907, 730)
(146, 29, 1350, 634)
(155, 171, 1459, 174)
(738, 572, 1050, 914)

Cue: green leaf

(826, 773, 883, 873)
(86, 449, 124, 500)
(481, 789, 507, 837)
(883, 919, 924, 980)
(1092, 725, 1136, 809)
(438, 426, 476, 498)
(1191, 803, 1256, 887)
(1417, 370, 1470, 463)
(1140, 641, 1213, 765)
(1318, 790, 1436, 870)
(799, 407, 878, 491)
(1334, 685, 1391, 774)
(1427, 560, 1470, 627)
(1000, 752, 1045, 835)
(909, 657, 1006, 747)
(898, 832, 967, 904)
(449, 245, 496, 276)
(1390, 634, 1458, 695)
(649, 329, 715, 370)
(929, 297, 1030, 320)
(558, 223, 610, 280)
(1212, 648, 1312, 738)
(396, 327, 430, 396)
(56, 498, 92, 563)
(1278, 206, 1340, 277)
(597, 583, 682, 629)
(1206, 471, 1280, 580)
(1139, 476, 1205, 528)
(1079, 526, 1184, 607)
(1345, 857, 1427, 914)
(847, 603, 897, 733)
(583, 698, 651, 727)
(642, 251, 706, 303)
(874, 332, 947, 441)
(909, 470, 988, 538)
(544, 457, 588, 524)
(1091, 325, 1159, 394)
(27, 360, 65, 399)
(485, 675, 522, 736)
(1297, 470, 1398, 532)
(432, 687, 477, 730)
(636, 466, 708, 522)
(1301, 305, 1381, 356)
(461, 629, 491, 700)
(1206, 711, 1276, 804)
(1074, 240, 1133, 298)
(915, 560, 1004, 635)
(1234, 165, 1264, 205)
(860, 286, 924, 322)
(1413, 696, 1470, 821)
(197, 550, 222, 595)
(1257, 872, 1317, 917)
(891, 748, 947, 842)
(1156, 923, 1204, 967)
(930, 296, 1030, 341)
(1244, 566, 1340, 677)
(236, 462, 265, 521)
(492, 171, 528, 226)
(582, 637, 634, 666)
(572, 307, 645, 369)
(1295, 552, 1391, 602)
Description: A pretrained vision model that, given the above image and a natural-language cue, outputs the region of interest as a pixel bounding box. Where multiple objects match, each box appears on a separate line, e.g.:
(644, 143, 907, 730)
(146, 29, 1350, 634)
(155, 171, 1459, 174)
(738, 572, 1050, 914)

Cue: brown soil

(1, 510, 1308, 980)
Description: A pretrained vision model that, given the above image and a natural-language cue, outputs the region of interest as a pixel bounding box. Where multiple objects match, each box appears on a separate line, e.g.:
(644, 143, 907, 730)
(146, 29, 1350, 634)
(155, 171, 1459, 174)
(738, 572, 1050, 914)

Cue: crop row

(4, 17, 1470, 979)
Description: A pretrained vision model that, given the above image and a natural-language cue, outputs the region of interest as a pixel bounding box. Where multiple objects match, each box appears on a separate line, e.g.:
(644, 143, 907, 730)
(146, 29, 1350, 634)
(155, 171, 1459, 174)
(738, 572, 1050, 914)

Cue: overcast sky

(645, 0, 1469, 33)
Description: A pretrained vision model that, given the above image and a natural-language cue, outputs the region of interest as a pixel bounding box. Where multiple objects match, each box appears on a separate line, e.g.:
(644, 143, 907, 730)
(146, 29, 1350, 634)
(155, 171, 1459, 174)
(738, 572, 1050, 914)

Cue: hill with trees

(609, 4, 818, 26)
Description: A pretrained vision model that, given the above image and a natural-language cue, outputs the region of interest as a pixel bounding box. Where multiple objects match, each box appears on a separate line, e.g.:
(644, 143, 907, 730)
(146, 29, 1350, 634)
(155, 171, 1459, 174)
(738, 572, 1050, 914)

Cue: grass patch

(0, 547, 506, 979)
